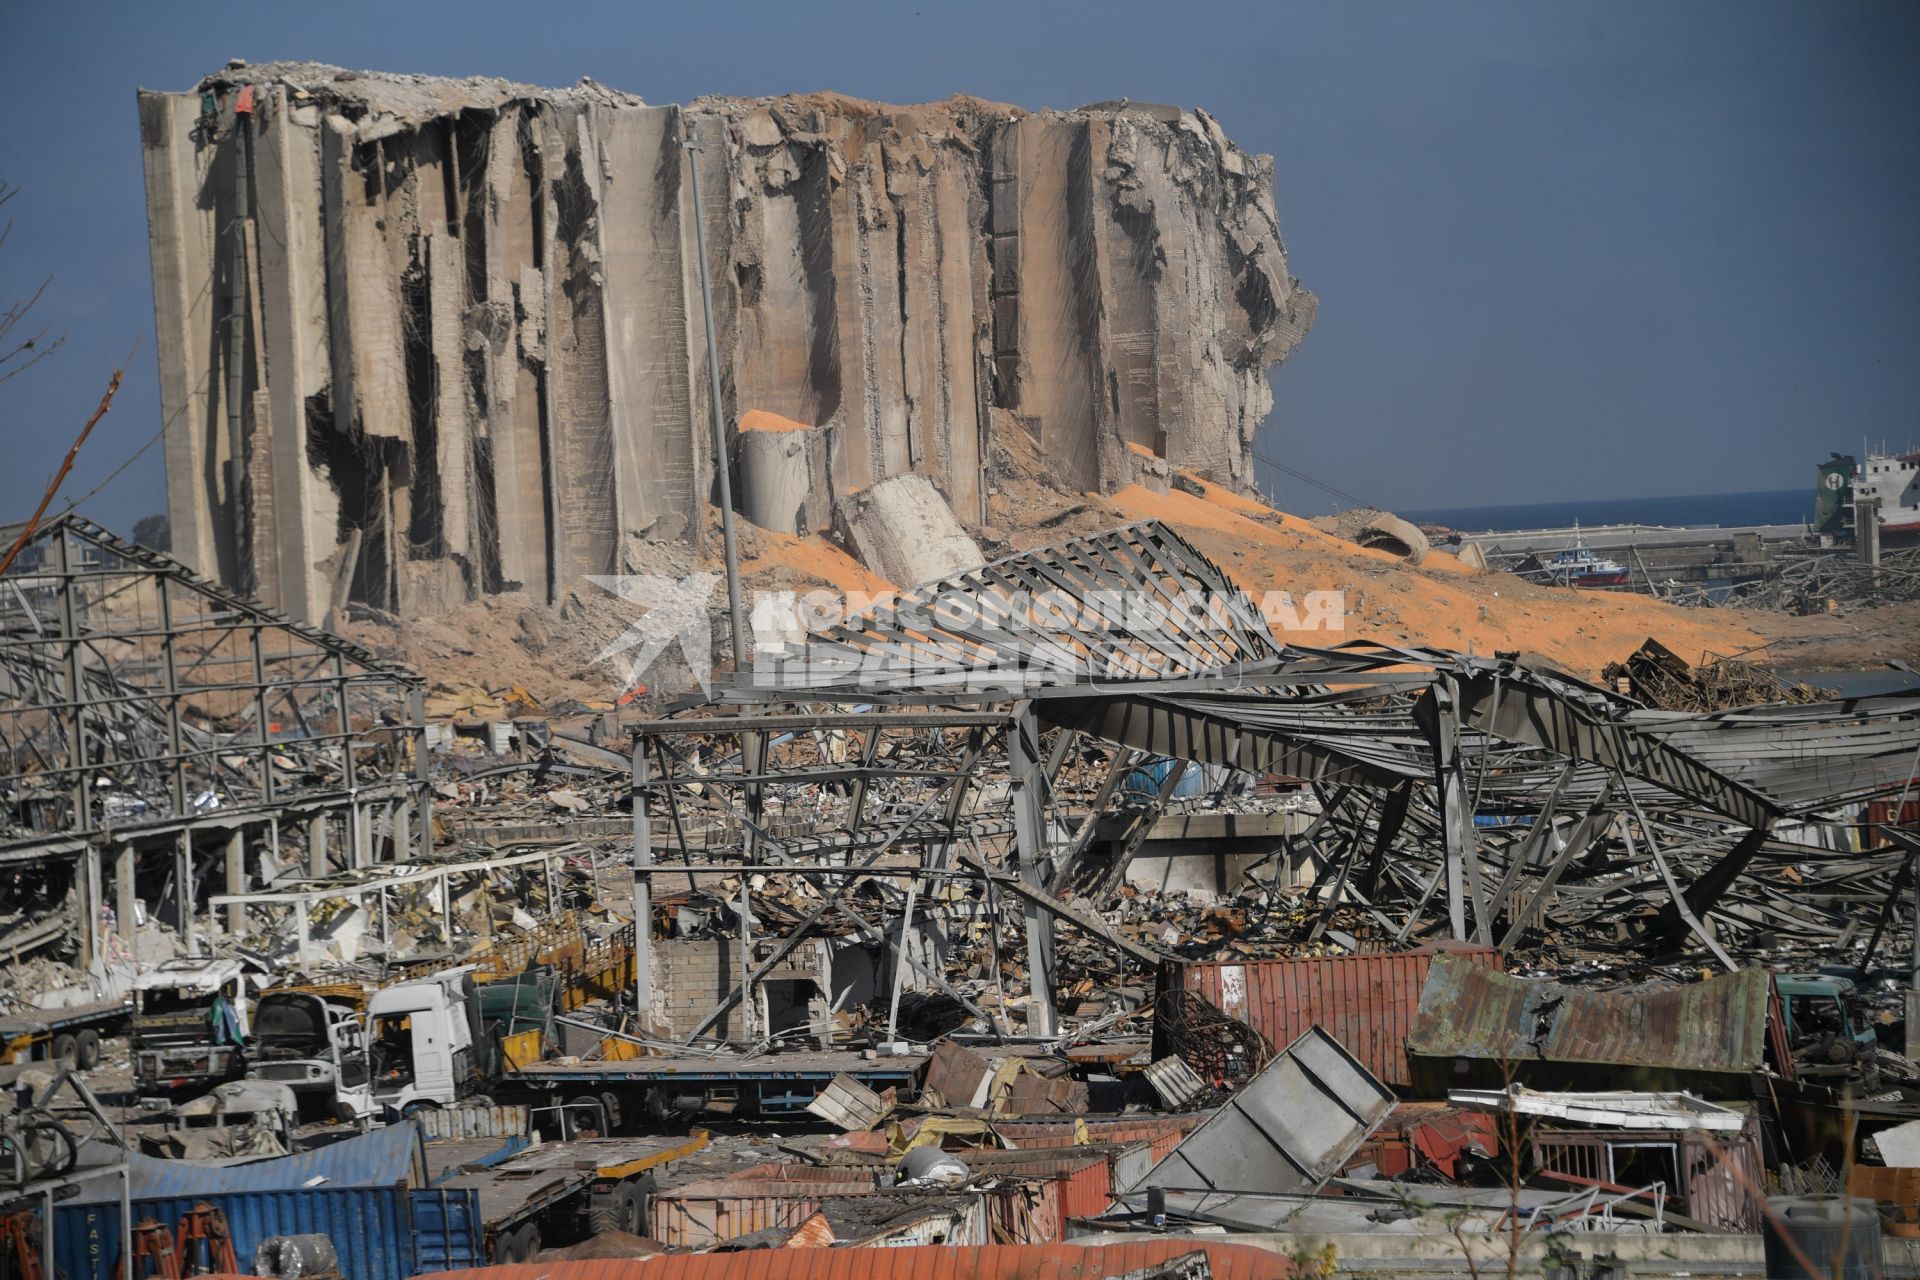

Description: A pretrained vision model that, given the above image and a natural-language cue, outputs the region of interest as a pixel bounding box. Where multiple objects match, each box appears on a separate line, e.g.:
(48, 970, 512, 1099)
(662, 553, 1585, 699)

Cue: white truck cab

(132, 957, 260, 1094)
(335, 967, 484, 1120)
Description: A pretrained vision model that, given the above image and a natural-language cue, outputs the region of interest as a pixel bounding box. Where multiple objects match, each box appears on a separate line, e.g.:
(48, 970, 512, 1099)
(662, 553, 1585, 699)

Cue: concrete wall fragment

(838, 474, 985, 587)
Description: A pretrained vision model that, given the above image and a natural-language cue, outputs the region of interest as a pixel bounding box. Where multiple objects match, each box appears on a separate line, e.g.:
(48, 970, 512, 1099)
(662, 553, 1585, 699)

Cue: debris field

(5, 511, 1920, 1279)
(0, 58, 1917, 1280)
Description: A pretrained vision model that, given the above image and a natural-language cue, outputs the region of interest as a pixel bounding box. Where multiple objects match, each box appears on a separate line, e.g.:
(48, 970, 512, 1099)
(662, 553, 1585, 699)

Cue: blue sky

(2, 0, 1915, 527)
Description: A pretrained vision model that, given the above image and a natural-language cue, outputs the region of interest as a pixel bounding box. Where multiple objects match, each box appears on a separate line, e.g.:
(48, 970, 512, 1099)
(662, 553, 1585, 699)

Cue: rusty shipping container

(993, 1113, 1206, 1155)
(650, 1175, 864, 1247)
(934, 1150, 1117, 1220)
(982, 1175, 1063, 1246)
(1162, 943, 1501, 1090)
(649, 1154, 1113, 1249)
(1406, 955, 1776, 1097)
(418, 1239, 1299, 1280)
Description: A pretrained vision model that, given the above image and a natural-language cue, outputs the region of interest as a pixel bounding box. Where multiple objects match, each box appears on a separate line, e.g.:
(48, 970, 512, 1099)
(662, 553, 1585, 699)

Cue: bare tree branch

(0, 182, 69, 384)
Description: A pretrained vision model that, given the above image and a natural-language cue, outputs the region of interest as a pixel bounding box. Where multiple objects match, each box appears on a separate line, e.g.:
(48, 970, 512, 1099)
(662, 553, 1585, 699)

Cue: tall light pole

(683, 113, 749, 670)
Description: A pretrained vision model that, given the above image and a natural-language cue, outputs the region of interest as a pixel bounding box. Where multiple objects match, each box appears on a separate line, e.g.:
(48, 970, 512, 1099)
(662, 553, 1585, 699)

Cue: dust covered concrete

(139, 64, 1314, 624)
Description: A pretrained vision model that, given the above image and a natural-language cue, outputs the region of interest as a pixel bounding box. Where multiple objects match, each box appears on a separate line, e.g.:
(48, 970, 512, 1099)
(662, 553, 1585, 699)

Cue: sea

(1399, 487, 1811, 534)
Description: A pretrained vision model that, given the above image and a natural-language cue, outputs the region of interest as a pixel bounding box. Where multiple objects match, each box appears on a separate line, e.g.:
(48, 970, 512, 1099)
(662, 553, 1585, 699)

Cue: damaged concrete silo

(137, 64, 1315, 622)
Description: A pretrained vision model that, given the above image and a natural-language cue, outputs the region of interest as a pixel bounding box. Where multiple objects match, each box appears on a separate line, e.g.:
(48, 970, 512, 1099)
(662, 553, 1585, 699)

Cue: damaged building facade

(137, 63, 1314, 622)
(0, 517, 429, 968)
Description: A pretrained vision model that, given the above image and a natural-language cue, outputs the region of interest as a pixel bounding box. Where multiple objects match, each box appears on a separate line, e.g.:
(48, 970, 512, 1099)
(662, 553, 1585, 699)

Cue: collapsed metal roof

(705, 519, 1920, 965)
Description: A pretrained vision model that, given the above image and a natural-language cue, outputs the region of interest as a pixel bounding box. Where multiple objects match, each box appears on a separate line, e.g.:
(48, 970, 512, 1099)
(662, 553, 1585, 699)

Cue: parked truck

(247, 914, 620, 1117)
(250, 968, 503, 1123)
(131, 957, 261, 1096)
(0, 999, 130, 1068)
(246, 987, 370, 1120)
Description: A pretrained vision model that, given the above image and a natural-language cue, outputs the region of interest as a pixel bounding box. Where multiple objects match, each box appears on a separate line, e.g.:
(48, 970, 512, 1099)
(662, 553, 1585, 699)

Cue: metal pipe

(682, 113, 748, 670)
(632, 739, 653, 1030)
(226, 102, 252, 591)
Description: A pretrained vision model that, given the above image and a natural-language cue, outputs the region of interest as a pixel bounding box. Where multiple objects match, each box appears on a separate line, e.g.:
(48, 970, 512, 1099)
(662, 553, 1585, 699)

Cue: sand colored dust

(742, 526, 896, 596)
(1102, 480, 1766, 678)
(738, 408, 814, 434)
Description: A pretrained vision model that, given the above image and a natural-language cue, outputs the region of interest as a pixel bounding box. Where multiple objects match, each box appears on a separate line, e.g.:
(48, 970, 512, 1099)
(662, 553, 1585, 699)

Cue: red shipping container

(1169, 943, 1501, 1091)
(982, 1175, 1062, 1245)
(946, 1150, 1115, 1222)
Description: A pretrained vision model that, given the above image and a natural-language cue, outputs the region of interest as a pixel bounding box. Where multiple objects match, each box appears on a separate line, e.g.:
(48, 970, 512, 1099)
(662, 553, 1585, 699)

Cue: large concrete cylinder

(737, 419, 816, 535)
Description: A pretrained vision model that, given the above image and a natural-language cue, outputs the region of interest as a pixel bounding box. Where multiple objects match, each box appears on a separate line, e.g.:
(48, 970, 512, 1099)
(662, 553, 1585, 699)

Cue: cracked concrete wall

(138, 65, 1314, 622)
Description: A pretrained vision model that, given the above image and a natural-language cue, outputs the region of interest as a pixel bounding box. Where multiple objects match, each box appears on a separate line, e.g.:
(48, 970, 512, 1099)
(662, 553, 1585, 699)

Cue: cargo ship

(1813, 450, 1920, 539)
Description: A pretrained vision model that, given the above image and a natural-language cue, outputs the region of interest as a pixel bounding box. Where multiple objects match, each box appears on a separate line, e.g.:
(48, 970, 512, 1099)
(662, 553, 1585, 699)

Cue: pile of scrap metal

(606, 519, 1920, 1056)
(485, 518, 1920, 1265)
(1721, 543, 1920, 612)
(11, 511, 1920, 1272)
(1601, 637, 1832, 712)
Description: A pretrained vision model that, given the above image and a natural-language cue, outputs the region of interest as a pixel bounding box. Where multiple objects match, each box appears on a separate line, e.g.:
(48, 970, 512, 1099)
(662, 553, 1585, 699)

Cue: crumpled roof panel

(1406, 954, 1773, 1078)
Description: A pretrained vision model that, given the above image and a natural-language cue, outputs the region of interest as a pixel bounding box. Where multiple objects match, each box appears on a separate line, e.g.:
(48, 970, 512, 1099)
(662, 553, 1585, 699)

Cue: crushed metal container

(1160, 944, 1500, 1090)
(1132, 1025, 1396, 1195)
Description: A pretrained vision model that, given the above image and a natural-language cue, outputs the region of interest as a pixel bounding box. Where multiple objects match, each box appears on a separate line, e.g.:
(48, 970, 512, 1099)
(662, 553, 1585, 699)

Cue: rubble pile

(1602, 637, 1833, 712)
(6, 513, 1919, 1280)
(11, 68, 1920, 1260)
(1722, 544, 1920, 613)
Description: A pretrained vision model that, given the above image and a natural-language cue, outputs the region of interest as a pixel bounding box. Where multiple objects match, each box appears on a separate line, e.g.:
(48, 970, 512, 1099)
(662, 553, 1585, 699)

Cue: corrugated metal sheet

(982, 1178, 1061, 1247)
(1136, 1026, 1396, 1196)
(653, 1191, 824, 1249)
(922, 1040, 993, 1107)
(807, 1075, 890, 1131)
(990, 1116, 1198, 1181)
(701, 1164, 879, 1186)
(829, 1199, 985, 1248)
(651, 1170, 884, 1247)
(652, 1156, 1115, 1248)
(870, 1204, 982, 1248)
(934, 1151, 1113, 1220)
(69, 1121, 425, 1203)
(425, 1135, 530, 1183)
(1406, 955, 1773, 1095)
(1110, 1144, 1151, 1194)
(993, 1114, 1205, 1150)
(410, 1189, 485, 1273)
(418, 1239, 1295, 1280)
(1170, 945, 1501, 1089)
(1050, 1159, 1111, 1221)
(52, 1185, 481, 1280)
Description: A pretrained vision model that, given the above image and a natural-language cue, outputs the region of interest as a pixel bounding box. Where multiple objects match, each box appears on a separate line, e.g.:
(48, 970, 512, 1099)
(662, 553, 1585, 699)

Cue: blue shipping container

(52, 1186, 481, 1280)
(1122, 756, 1208, 801)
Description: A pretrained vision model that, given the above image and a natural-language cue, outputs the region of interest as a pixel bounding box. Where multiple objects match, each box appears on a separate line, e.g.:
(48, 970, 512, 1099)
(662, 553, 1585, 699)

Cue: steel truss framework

(630, 521, 1920, 1048)
(0, 515, 431, 963)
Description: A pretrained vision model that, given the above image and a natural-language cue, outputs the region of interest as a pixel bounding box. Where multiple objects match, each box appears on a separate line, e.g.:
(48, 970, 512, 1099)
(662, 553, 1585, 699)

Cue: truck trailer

(0, 999, 130, 1069)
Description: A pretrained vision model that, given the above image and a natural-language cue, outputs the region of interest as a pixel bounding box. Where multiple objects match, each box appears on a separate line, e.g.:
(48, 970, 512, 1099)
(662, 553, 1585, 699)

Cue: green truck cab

(1777, 974, 1878, 1062)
